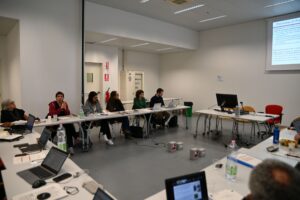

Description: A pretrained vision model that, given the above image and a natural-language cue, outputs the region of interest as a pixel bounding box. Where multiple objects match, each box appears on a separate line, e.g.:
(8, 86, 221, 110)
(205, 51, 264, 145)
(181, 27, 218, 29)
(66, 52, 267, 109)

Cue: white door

(84, 62, 103, 101)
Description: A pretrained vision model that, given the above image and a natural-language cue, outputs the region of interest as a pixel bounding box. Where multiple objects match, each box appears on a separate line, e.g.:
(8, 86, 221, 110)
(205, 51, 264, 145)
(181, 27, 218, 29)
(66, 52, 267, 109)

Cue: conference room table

(194, 109, 279, 138)
(0, 130, 117, 200)
(31, 105, 189, 151)
(145, 128, 299, 200)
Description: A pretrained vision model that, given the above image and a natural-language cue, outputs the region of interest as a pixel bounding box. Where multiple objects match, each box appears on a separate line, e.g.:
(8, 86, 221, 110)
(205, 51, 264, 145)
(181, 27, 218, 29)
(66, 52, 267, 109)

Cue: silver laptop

(153, 103, 162, 110)
(20, 128, 51, 153)
(17, 147, 68, 184)
(167, 100, 176, 108)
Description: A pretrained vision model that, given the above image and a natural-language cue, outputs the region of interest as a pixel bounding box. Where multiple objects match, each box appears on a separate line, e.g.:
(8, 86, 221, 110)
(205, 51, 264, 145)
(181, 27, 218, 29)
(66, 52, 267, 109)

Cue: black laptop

(165, 171, 209, 200)
(93, 188, 116, 200)
(17, 147, 68, 184)
(9, 114, 36, 134)
(20, 128, 51, 153)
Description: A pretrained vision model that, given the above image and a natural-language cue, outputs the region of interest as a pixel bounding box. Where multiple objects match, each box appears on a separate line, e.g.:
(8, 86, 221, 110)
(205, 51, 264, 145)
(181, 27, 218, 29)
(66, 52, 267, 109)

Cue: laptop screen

(26, 114, 36, 131)
(38, 128, 51, 147)
(93, 188, 114, 200)
(165, 172, 209, 200)
(42, 147, 68, 174)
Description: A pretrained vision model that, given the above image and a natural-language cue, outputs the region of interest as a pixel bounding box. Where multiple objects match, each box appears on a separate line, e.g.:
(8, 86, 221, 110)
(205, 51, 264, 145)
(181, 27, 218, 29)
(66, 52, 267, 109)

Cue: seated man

(48, 91, 77, 154)
(150, 88, 170, 127)
(243, 159, 300, 200)
(292, 118, 300, 144)
(106, 91, 131, 139)
(83, 91, 113, 145)
(1, 99, 28, 127)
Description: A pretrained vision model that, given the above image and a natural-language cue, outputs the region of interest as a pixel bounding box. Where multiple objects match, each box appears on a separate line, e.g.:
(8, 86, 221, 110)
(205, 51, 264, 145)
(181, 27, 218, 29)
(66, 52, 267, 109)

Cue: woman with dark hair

(83, 91, 113, 145)
(106, 91, 131, 138)
(48, 91, 77, 155)
(133, 90, 146, 109)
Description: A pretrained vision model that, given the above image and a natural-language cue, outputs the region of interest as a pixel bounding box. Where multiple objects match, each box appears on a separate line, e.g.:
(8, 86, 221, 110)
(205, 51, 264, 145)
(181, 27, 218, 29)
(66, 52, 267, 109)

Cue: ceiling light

(140, 0, 150, 3)
(131, 42, 150, 48)
(174, 4, 204, 14)
(264, 0, 294, 8)
(157, 47, 174, 51)
(199, 15, 227, 23)
(100, 38, 118, 43)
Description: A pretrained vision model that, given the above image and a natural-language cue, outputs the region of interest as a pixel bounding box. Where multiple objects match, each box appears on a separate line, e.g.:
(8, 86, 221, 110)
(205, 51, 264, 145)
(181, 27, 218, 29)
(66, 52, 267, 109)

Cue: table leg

(195, 114, 202, 138)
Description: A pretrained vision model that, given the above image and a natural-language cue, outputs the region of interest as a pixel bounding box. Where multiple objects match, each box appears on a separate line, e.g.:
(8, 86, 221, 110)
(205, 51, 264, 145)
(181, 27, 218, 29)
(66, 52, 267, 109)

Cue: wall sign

(104, 74, 109, 82)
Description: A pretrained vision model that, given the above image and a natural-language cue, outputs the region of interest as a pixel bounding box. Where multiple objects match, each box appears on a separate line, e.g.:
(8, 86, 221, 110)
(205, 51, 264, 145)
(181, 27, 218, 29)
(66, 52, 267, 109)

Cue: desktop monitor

(216, 93, 238, 110)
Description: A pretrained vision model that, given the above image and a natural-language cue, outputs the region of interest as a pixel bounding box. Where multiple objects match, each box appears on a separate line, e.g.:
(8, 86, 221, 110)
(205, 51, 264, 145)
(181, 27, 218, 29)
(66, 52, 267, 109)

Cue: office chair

(260, 104, 283, 138)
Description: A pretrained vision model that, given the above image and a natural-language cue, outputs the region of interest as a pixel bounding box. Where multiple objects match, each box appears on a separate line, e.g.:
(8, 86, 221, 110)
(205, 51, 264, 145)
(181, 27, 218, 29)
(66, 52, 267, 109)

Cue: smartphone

(53, 173, 72, 182)
(266, 145, 279, 152)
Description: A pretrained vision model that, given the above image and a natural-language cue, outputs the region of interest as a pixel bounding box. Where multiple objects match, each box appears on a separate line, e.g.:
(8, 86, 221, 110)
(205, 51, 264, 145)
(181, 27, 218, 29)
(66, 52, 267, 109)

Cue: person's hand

(61, 102, 67, 110)
(2, 122, 12, 127)
(294, 133, 300, 144)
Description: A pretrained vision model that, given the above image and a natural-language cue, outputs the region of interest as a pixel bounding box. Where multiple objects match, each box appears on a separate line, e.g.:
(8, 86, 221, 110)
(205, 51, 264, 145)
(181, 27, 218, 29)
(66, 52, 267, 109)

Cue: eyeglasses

(64, 186, 79, 195)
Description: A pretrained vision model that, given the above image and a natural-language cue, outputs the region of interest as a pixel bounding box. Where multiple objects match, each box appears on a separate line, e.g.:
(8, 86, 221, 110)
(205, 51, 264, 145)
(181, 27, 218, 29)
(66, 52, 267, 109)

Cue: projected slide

(272, 17, 300, 65)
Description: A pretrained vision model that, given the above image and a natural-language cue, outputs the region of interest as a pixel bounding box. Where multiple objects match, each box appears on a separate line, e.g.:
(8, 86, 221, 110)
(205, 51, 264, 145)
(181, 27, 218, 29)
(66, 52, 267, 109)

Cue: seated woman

(1, 99, 28, 127)
(83, 91, 113, 145)
(132, 90, 147, 109)
(106, 91, 131, 139)
(48, 91, 77, 154)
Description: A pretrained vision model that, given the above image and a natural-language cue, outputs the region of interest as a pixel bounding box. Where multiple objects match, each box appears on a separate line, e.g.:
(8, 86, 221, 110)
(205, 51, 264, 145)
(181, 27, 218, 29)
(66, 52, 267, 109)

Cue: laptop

(93, 188, 117, 200)
(9, 114, 36, 134)
(17, 147, 68, 184)
(19, 128, 51, 153)
(153, 103, 162, 110)
(167, 100, 176, 108)
(165, 171, 209, 200)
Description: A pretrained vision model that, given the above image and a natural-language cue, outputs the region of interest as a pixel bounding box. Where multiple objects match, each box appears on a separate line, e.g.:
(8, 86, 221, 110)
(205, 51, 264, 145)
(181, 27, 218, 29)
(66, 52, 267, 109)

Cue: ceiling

(0, 16, 18, 36)
(87, 0, 300, 31)
(85, 31, 188, 53)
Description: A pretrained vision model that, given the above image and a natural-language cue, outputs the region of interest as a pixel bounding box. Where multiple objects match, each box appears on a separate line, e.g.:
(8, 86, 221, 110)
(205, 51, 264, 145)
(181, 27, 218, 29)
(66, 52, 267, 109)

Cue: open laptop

(17, 147, 68, 184)
(93, 188, 117, 200)
(153, 103, 162, 110)
(19, 128, 51, 153)
(167, 100, 176, 108)
(9, 114, 36, 134)
(165, 171, 209, 200)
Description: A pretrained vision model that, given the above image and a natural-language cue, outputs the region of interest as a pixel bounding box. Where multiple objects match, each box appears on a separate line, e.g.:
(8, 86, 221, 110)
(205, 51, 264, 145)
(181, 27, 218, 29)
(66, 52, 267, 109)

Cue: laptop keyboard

(29, 166, 52, 179)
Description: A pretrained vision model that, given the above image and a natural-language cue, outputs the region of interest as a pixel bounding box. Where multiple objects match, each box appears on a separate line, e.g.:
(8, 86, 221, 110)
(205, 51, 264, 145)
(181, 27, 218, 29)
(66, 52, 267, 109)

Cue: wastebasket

(184, 102, 193, 117)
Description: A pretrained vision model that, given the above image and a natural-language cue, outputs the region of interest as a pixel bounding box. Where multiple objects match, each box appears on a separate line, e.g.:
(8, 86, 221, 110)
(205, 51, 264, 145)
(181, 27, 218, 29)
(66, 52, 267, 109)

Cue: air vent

(165, 0, 193, 5)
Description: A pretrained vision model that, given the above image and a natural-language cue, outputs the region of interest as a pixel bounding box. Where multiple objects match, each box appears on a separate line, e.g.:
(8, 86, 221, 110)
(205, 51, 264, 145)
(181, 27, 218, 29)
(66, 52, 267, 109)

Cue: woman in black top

(1, 99, 28, 127)
(106, 91, 131, 138)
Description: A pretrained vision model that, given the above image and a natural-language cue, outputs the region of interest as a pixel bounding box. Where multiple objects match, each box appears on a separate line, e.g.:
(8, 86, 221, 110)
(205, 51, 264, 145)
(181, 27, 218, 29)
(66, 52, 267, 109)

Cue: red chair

(261, 104, 283, 138)
(265, 104, 283, 125)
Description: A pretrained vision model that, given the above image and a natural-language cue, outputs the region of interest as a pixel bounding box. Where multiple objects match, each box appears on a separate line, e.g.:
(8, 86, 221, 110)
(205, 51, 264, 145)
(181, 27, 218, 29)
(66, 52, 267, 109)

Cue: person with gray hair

(243, 159, 300, 200)
(0, 99, 28, 127)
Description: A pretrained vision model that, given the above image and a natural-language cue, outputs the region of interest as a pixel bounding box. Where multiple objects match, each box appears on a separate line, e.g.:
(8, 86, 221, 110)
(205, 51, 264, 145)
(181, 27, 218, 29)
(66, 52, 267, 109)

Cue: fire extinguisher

(105, 87, 110, 104)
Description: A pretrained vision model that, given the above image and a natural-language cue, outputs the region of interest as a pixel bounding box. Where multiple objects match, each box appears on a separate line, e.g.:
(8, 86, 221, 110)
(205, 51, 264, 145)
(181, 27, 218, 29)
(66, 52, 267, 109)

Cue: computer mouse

(32, 179, 46, 188)
(37, 192, 51, 200)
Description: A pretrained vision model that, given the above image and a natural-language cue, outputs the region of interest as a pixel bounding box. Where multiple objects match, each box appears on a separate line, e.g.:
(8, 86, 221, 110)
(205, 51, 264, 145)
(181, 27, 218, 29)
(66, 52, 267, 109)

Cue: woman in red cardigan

(48, 91, 77, 155)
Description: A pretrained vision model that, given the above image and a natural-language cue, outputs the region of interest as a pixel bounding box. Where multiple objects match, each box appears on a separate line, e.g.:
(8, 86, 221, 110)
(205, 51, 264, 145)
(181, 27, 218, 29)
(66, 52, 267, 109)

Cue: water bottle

(235, 106, 240, 117)
(273, 126, 280, 144)
(57, 124, 67, 152)
(79, 104, 85, 118)
(225, 140, 238, 181)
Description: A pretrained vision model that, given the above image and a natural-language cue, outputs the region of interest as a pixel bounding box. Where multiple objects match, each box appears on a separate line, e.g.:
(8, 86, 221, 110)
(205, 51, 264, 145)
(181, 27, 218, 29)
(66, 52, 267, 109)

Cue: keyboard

(21, 144, 42, 153)
(29, 166, 53, 179)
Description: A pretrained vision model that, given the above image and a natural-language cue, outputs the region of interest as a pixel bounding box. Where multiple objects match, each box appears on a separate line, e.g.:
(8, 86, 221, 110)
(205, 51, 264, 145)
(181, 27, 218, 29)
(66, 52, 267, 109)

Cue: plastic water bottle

(235, 106, 240, 117)
(57, 124, 67, 152)
(79, 104, 85, 118)
(225, 140, 238, 181)
(273, 126, 280, 144)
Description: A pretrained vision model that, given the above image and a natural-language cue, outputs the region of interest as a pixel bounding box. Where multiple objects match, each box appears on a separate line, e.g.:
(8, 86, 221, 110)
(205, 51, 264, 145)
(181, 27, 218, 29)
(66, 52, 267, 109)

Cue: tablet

(165, 171, 209, 200)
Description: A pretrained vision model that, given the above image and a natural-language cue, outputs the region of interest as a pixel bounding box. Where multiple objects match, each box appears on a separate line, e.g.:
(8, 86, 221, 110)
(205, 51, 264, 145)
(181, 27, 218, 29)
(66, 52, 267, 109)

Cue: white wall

(85, 44, 119, 105)
(85, 2, 199, 50)
(0, 0, 81, 118)
(0, 36, 5, 103)
(123, 50, 160, 99)
(160, 20, 300, 125)
(3, 23, 21, 106)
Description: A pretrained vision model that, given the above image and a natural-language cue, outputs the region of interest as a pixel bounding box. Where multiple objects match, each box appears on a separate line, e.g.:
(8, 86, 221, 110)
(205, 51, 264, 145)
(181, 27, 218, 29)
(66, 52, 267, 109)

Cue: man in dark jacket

(150, 88, 170, 127)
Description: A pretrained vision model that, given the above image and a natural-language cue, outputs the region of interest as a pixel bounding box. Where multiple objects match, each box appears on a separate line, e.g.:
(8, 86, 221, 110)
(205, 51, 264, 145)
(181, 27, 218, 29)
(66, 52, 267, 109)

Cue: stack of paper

(236, 153, 262, 168)
(0, 131, 22, 141)
(13, 151, 47, 164)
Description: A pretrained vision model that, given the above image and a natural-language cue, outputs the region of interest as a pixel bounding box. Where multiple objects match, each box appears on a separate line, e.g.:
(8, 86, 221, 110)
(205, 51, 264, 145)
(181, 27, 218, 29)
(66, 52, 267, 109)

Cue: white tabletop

(0, 132, 101, 200)
(145, 129, 299, 200)
(122, 97, 181, 105)
(195, 109, 279, 123)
